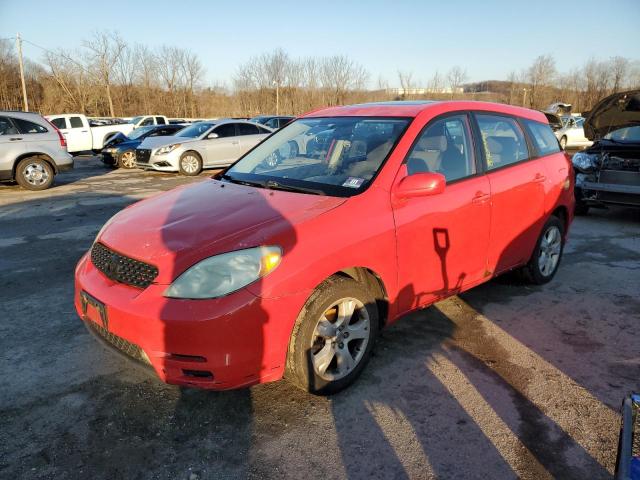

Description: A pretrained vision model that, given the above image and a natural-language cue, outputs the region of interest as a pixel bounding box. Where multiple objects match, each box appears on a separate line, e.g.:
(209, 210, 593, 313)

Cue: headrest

(486, 136, 516, 153)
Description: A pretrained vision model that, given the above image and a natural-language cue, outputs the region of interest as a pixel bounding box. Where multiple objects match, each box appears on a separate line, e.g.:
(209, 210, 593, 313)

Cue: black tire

(117, 150, 137, 169)
(286, 276, 379, 395)
(521, 216, 565, 285)
(178, 151, 203, 176)
(15, 157, 55, 191)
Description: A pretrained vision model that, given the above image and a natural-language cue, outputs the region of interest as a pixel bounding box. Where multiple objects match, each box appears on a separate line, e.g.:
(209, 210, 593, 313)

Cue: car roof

(302, 100, 547, 122)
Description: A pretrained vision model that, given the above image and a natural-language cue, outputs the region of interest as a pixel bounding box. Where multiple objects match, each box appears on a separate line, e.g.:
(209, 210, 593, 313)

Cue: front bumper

(576, 170, 640, 207)
(135, 148, 180, 172)
(74, 252, 307, 390)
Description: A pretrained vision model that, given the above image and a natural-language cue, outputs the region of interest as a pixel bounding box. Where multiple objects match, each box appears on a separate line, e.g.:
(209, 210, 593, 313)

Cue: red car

(75, 101, 574, 394)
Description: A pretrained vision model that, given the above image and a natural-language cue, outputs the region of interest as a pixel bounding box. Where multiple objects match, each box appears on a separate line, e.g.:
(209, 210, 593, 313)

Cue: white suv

(0, 111, 73, 190)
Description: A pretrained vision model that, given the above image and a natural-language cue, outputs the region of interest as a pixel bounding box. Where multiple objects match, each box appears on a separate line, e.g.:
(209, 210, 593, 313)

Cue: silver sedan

(135, 120, 273, 175)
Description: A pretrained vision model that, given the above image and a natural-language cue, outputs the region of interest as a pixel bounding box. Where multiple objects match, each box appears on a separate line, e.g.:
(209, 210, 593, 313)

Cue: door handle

(232, 141, 240, 145)
(533, 173, 547, 182)
(472, 191, 490, 204)
(81, 130, 88, 133)
(9, 137, 23, 141)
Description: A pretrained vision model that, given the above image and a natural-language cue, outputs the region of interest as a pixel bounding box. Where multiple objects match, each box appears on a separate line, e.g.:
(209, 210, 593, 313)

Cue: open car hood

(584, 90, 640, 140)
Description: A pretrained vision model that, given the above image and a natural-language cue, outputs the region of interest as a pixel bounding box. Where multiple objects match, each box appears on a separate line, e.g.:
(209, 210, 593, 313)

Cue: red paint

(75, 101, 574, 390)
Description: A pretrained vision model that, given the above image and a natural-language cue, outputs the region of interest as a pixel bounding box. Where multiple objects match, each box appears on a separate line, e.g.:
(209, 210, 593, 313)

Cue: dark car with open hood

(101, 124, 185, 169)
(572, 90, 640, 214)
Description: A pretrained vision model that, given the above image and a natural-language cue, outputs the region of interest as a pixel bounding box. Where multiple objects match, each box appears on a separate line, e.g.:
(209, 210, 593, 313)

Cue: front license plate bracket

(80, 291, 108, 330)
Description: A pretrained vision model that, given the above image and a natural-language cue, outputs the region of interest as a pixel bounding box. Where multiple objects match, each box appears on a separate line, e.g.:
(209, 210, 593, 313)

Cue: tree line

(1, 32, 639, 118)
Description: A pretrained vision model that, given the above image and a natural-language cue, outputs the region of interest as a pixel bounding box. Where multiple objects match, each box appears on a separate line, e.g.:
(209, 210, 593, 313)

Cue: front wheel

(521, 216, 564, 285)
(15, 157, 54, 190)
(179, 151, 203, 176)
(286, 276, 379, 395)
(118, 150, 137, 169)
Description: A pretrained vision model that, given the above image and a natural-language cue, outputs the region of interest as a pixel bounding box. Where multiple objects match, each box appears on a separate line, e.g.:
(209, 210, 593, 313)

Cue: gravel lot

(1, 156, 638, 479)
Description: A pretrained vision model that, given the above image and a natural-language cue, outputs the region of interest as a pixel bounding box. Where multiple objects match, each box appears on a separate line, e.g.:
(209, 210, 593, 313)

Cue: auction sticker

(342, 177, 365, 188)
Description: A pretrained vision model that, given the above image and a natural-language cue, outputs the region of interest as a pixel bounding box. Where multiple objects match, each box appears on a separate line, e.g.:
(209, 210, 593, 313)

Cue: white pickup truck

(45, 114, 169, 153)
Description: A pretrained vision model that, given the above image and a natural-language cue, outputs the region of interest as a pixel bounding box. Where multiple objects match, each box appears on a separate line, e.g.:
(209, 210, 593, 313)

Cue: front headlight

(155, 144, 181, 155)
(164, 246, 282, 299)
(572, 152, 599, 172)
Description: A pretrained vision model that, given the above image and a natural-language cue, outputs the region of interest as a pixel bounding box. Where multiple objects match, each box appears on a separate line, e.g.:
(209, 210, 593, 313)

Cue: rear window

(522, 120, 560, 156)
(12, 117, 48, 134)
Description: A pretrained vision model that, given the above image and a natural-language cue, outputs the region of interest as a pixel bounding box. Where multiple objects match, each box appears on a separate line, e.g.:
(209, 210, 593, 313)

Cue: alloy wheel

(181, 155, 199, 174)
(538, 225, 562, 277)
(120, 151, 136, 168)
(310, 297, 371, 381)
(22, 162, 50, 187)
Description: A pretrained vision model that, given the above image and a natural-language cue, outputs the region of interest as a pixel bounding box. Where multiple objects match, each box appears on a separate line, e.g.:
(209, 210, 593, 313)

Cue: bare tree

(527, 54, 556, 109)
(447, 66, 467, 99)
(610, 56, 630, 93)
(397, 70, 415, 97)
(83, 31, 126, 117)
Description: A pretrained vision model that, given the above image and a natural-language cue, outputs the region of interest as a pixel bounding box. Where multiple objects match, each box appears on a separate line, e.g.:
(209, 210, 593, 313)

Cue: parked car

(128, 115, 170, 129)
(572, 90, 640, 214)
(135, 120, 272, 175)
(250, 115, 295, 130)
(46, 113, 134, 154)
(554, 116, 593, 150)
(75, 100, 574, 394)
(0, 111, 73, 190)
(101, 124, 185, 168)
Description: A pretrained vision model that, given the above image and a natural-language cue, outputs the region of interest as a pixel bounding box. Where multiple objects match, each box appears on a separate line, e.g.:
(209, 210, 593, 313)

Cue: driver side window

(405, 114, 476, 183)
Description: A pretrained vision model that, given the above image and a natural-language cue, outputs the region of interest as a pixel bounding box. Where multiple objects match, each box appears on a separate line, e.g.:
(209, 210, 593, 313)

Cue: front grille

(91, 242, 158, 288)
(136, 148, 151, 164)
(85, 320, 151, 367)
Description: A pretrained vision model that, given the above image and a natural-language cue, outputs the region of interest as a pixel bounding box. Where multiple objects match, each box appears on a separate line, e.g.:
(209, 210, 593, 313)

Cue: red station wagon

(75, 101, 574, 394)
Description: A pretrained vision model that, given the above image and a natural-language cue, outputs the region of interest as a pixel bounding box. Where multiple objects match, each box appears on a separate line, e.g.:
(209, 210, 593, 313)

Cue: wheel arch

(551, 205, 569, 237)
(13, 153, 58, 177)
(331, 267, 390, 327)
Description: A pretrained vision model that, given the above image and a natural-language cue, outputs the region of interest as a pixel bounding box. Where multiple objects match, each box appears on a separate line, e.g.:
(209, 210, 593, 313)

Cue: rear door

(0, 116, 25, 173)
(473, 113, 546, 274)
(65, 115, 92, 152)
(203, 123, 241, 166)
(392, 113, 491, 312)
(237, 122, 268, 152)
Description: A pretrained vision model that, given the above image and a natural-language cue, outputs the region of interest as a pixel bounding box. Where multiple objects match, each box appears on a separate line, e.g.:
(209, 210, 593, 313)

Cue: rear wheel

(522, 216, 564, 285)
(118, 150, 137, 169)
(15, 157, 54, 190)
(286, 276, 379, 395)
(179, 151, 202, 176)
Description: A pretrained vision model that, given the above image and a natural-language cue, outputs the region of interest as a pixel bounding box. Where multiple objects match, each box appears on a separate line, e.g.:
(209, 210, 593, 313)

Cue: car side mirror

(395, 172, 446, 199)
(207, 133, 219, 139)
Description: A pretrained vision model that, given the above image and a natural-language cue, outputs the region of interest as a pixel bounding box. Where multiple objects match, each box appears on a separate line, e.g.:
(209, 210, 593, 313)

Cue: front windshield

(176, 122, 215, 138)
(225, 116, 410, 197)
(603, 126, 640, 142)
(130, 116, 143, 125)
(128, 126, 155, 140)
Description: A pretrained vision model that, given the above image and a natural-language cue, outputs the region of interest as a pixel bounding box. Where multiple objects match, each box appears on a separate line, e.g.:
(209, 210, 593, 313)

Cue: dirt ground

(1, 156, 638, 480)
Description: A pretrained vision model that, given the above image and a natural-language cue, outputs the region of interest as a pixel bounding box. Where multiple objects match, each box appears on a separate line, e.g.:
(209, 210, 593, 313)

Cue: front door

(392, 113, 491, 313)
(204, 123, 241, 166)
(65, 116, 92, 152)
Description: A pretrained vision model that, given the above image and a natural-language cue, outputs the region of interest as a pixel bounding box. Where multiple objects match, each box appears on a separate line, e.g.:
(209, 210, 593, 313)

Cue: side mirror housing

(207, 132, 219, 139)
(395, 172, 446, 199)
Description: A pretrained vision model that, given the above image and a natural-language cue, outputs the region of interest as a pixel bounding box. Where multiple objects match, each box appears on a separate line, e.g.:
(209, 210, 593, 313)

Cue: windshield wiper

(220, 174, 266, 189)
(264, 180, 324, 195)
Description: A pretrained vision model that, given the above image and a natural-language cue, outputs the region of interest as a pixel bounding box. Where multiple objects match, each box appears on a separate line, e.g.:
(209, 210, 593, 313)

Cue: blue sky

(1, 0, 639, 87)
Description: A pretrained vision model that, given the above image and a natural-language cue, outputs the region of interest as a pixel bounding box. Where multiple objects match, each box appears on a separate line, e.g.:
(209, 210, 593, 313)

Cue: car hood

(584, 90, 640, 140)
(103, 132, 129, 148)
(137, 135, 195, 150)
(98, 179, 346, 283)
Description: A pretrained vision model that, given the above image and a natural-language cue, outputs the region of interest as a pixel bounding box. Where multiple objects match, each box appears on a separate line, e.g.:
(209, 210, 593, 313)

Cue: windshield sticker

(343, 177, 365, 188)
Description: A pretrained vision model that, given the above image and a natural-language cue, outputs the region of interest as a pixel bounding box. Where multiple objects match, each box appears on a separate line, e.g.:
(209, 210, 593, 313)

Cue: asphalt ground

(1, 156, 638, 479)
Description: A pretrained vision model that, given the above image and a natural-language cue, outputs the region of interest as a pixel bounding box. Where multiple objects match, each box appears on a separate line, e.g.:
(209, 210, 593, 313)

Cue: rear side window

(238, 123, 260, 135)
(257, 125, 272, 134)
(69, 116, 84, 128)
(50, 117, 67, 129)
(0, 116, 19, 135)
(155, 116, 166, 125)
(476, 115, 528, 170)
(405, 114, 476, 183)
(522, 120, 560, 156)
(12, 117, 48, 134)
